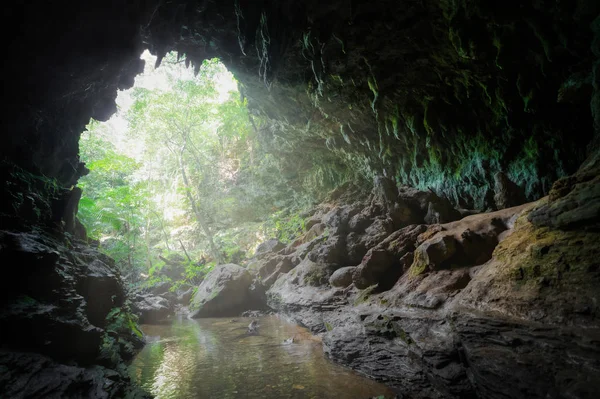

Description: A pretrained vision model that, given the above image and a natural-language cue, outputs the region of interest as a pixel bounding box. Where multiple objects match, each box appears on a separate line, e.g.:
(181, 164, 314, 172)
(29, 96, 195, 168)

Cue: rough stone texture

(329, 266, 356, 288)
(133, 295, 173, 324)
(189, 264, 256, 317)
(528, 168, 600, 230)
(352, 224, 427, 290)
(410, 205, 528, 276)
(0, 231, 145, 396)
(269, 191, 600, 398)
(255, 239, 285, 255)
(493, 171, 526, 210)
(0, 351, 147, 399)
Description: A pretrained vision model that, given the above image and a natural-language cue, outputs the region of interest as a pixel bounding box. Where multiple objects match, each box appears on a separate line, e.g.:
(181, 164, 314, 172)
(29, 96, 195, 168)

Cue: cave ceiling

(3, 0, 600, 209)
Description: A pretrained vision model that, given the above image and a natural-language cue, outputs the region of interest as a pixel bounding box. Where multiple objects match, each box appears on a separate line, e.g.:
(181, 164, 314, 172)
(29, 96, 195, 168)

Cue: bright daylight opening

(78, 50, 303, 288)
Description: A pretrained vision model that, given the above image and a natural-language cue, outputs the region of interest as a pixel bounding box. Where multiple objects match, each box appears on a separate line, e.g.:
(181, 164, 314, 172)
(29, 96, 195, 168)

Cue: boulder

(353, 224, 427, 289)
(410, 234, 458, 275)
(410, 205, 528, 275)
(176, 288, 194, 305)
(255, 239, 285, 255)
(135, 295, 172, 324)
(494, 171, 526, 210)
(398, 186, 462, 224)
(307, 235, 346, 265)
(304, 222, 326, 242)
(262, 256, 295, 287)
(329, 266, 357, 288)
(345, 232, 369, 265)
(529, 168, 600, 230)
(189, 264, 256, 318)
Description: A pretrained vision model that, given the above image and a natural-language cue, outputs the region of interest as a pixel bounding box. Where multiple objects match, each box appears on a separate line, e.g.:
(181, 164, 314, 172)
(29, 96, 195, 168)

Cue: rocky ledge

(239, 170, 600, 398)
(0, 231, 147, 398)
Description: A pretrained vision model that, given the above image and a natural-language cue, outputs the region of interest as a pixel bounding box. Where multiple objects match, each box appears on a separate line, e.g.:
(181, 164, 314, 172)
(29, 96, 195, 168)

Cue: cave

(1, 1, 599, 398)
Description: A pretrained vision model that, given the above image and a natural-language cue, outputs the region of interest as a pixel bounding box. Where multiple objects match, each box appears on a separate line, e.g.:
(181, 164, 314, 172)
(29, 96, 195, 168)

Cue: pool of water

(130, 315, 396, 399)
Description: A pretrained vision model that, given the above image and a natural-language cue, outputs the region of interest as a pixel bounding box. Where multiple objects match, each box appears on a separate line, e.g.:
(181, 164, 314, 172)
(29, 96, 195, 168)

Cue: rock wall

(256, 174, 600, 398)
(2, 1, 600, 213)
(0, 231, 146, 397)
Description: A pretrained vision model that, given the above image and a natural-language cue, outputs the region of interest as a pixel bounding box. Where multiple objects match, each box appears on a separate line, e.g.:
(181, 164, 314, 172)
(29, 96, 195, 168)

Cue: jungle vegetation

(77, 52, 339, 290)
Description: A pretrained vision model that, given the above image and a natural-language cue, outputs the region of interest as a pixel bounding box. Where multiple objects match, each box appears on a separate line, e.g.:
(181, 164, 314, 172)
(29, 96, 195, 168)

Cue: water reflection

(130, 316, 395, 399)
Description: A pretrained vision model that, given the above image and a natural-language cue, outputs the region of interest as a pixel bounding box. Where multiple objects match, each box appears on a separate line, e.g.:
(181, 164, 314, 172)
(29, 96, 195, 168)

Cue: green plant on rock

(99, 306, 143, 367)
(353, 284, 379, 306)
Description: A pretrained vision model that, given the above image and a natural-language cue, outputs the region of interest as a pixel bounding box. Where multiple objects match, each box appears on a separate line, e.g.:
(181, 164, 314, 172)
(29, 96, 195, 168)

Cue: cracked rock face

(261, 179, 600, 398)
(3, 1, 600, 214)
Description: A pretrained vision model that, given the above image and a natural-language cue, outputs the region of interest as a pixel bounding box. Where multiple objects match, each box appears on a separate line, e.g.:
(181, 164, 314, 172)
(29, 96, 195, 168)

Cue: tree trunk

(179, 239, 193, 264)
(177, 149, 223, 264)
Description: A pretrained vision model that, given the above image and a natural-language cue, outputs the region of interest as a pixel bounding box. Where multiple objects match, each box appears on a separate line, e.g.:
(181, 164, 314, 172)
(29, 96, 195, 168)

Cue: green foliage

(3, 161, 65, 225)
(78, 52, 333, 291)
(353, 284, 379, 306)
(100, 305, 143, 366)
(261, 210, 306, 244)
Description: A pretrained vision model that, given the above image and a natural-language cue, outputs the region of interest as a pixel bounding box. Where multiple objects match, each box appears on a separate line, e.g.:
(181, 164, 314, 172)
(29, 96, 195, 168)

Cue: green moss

(394, 326, 414, 345)
(99, 305, 143, 367)
(353, 284, 378, 306)
(304, 266, 329, 286)
(492, 33, 503, 69)
(330, 74, 344, 86)
(324, 322, 333, 331)
(494, 215, 600, 287)
(409, 250, 429, 277)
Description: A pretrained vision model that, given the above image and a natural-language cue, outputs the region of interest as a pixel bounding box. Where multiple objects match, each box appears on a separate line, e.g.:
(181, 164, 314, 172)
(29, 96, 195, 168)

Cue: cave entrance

(77, 50, 300, 291)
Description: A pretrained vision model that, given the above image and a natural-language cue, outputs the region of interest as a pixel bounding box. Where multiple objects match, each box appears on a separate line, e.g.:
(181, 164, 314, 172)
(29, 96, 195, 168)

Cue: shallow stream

(130, 316, 396, 398)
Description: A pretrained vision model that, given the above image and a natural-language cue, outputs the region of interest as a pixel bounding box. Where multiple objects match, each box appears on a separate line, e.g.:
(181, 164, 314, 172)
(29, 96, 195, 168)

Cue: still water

(130, 316, 396, 399)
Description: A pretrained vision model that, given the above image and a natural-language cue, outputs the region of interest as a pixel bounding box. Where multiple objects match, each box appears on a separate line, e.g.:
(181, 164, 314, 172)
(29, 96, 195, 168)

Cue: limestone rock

(176, 288, 194, 305)
(493, 171, 526, 210)
(352, 224, 427, 289)
(329, 266, 356, 288)
(411, 235, 458, 275)
(262, 256, 295, 288)
(190, 264, 255, 318)
(399, 186, 462, 224)
(307, 235, 346, 265)
(255, 239, 285, 255)
(529, 168, 600, 230)
(410, 204, 528, 275)
(304, 222, 326, 242)
(135, 295, 172, 324)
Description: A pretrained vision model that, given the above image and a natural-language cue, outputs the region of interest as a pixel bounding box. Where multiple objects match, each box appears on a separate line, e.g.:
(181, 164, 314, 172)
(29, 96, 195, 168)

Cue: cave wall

(3, 0, 600, 221)
(140, 0, 600, 209)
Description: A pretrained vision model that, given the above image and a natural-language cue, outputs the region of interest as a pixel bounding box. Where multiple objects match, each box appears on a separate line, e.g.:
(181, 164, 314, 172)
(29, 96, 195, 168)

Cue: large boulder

(398, 186, 462, 224)
(410, 235, 458, 275)
(409, 204, 528, 276)
(493, 171, 526, 210)
(352, 224, 427, 289)
(255, 239, 285, 255)
(189, 264, 256, 318)
(134, 295, 172, 324)
(329, 266, 356, 288)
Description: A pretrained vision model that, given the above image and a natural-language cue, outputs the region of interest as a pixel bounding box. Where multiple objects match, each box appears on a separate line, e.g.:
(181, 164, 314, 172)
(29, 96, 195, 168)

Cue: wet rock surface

(0, 231, 147, 398)
(189, 264, 260, 318)
(258, 176, 600, 399)
(132, 294, 173, 325)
